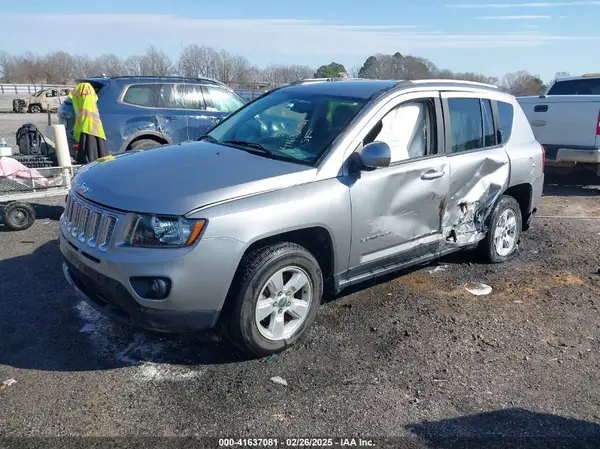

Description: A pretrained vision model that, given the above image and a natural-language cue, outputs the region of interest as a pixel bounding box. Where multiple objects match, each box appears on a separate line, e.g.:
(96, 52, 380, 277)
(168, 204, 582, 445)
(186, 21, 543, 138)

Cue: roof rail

(582, 73, 600, 78)
(409, 79, 500, 89)
(289, 77, 363, 85)
(104, 75, 227, 86)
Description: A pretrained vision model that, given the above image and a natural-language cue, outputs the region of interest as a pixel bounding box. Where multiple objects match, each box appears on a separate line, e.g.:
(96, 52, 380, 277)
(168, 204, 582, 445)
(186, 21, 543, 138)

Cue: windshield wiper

(223, 140, 273, 155)
(198, 135, 220, 144)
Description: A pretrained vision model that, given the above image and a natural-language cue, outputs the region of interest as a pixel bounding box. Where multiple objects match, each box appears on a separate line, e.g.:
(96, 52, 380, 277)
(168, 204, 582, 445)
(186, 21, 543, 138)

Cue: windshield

(207, 89, 367, 165)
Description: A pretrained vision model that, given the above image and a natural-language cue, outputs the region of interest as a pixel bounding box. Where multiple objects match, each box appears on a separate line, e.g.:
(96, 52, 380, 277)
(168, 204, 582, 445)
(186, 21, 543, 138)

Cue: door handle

(534, 105, 548, 112)
(420, 169, 445, 180)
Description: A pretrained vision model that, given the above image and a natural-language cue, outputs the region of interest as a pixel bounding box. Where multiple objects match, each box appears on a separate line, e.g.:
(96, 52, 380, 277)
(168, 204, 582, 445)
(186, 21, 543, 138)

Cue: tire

(3, 202, 36, 231)
(28, 104, 41, 114)
(479, 195, 522, 264)
(223, 242, 323, 357)
(128, 138, 163, 151)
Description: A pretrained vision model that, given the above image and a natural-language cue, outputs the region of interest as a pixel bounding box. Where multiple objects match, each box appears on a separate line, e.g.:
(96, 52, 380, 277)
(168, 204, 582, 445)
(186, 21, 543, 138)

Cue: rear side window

(481, 99, 496, 147)
(122, 84, 160, 107)
(496, 101, 514, 144)
(157, 84, 183, 109)
(179, 84, 206, 110)
(547, 78, 600, 95)
(447, 98, 483, 153)
(203, 86, 244, 113)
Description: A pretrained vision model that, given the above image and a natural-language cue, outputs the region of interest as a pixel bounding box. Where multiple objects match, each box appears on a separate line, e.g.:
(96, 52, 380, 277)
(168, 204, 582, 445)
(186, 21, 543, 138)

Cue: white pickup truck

(517, 74, 600, 175)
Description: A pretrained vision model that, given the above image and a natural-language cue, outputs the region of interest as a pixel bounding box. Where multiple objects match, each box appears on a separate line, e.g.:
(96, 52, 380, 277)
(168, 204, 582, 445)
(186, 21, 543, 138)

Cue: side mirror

(358, 141, 391, 169)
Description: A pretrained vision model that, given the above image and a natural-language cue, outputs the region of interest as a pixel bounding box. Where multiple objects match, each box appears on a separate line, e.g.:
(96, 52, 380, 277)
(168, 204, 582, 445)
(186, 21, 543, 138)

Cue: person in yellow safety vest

(68, 82, 108, 164)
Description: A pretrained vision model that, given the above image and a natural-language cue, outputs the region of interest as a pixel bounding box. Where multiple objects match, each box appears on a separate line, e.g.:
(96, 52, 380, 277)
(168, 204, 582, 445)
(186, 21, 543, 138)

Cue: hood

(71, 141, 317, 215)
(19, 94, 37, 102)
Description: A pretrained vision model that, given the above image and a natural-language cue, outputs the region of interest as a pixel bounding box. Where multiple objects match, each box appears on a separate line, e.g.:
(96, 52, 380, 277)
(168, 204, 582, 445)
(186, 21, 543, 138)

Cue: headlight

(124, 214, 206, 248)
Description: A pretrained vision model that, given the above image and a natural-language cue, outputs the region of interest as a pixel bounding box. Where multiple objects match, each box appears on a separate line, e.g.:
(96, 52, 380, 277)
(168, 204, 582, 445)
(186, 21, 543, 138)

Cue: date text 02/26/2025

(218, 438, 376, 447)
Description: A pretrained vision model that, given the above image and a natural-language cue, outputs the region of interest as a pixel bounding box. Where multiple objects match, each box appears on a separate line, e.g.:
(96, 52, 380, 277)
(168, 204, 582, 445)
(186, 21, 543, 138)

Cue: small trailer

(0, 160, 80, 231)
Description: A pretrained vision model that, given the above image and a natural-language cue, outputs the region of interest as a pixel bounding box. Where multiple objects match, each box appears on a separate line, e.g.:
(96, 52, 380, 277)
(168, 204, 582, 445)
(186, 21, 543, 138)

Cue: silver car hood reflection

(72, 141, 316, 216)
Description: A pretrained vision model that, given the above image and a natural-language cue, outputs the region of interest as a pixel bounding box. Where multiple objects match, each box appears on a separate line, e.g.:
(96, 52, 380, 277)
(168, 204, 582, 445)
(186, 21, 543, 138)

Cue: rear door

(440, 92, 510, 245)
(178, 84, 220, 140)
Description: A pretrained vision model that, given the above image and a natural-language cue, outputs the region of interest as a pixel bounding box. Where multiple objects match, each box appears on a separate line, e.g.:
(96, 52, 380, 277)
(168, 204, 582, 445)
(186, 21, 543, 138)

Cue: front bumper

(59, 214, 245, 333)
(62, 259, 219, 333)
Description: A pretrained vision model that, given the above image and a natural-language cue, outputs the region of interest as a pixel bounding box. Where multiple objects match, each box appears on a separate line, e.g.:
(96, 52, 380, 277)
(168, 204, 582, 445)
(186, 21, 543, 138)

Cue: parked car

(57, 76, 246, 157)
(59, 78, 544, 357)
(517, 73, 600, 176)
(13, 88, 71, 113)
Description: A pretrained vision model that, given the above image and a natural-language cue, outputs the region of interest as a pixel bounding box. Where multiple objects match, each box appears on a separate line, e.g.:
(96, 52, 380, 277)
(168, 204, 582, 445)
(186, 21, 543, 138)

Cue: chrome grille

(63, 193, 118, 252)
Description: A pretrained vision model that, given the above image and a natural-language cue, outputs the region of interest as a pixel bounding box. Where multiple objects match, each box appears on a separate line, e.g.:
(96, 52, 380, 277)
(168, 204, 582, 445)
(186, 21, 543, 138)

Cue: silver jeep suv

(59, 78, 544, 357)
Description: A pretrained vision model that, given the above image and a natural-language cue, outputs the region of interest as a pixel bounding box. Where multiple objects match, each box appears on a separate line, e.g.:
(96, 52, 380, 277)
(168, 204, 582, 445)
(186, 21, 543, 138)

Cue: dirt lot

(1, 114, 600, 446)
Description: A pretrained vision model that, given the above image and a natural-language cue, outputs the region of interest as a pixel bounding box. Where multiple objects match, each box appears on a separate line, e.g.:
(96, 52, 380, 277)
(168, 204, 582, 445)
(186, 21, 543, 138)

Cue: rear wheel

(479, 195, 522, 264)
(128, 138, 163, 151)
(223, 242, 323, 357)
(3, 201, 36, 231)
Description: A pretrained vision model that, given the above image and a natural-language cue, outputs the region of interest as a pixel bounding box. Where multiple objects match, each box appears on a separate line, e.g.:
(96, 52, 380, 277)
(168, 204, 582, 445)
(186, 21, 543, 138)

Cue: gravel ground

(1, 108, 600, 446)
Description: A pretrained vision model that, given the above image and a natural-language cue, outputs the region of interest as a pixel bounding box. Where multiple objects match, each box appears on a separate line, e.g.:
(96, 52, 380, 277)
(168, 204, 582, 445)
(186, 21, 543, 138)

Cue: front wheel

(479, 195, 522, 264)
(28, 104, 42, 113)
(223, 242, 323, 357)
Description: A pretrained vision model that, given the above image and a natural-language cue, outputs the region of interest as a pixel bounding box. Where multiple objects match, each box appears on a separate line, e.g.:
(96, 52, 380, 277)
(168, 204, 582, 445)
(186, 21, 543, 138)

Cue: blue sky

(2, 0, 599, 82)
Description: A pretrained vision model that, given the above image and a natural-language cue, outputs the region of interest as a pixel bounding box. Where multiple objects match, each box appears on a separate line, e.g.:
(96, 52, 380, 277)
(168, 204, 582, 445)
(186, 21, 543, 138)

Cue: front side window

(203, 86, 245, 113)
(207, 90, 367, 165)
(363, 100, 436, 164)
(123, 84, 160, 108)
(447, 98, 484, 153)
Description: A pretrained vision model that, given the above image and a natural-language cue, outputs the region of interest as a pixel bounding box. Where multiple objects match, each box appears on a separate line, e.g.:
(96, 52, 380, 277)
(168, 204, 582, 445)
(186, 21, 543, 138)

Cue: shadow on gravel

(543, 171, 600, 197)
(0, 240, 246, 373)
(408, 408, 600, 449)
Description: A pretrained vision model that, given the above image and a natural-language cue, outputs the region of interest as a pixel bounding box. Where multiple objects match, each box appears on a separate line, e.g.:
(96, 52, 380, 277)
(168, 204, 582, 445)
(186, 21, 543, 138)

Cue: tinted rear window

(122, 84, 160, 107)
(496, 101, 514, 144)
(547, 78, 600, 95)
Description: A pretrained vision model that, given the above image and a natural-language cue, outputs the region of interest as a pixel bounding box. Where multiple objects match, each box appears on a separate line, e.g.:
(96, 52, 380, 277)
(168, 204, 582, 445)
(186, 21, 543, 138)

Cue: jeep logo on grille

(75, 183, 90, 196)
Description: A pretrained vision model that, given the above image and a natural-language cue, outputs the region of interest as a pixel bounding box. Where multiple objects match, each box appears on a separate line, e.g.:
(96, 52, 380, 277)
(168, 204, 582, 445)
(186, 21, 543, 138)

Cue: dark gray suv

(57, 76, 246, 156)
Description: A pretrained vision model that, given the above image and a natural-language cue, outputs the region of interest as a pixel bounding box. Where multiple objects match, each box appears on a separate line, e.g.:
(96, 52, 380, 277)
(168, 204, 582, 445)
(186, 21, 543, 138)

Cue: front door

(346, 91, 449, 278)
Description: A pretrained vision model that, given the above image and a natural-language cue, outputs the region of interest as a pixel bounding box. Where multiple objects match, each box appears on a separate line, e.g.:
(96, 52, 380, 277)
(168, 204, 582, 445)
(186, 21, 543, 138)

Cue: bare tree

(14, 52, 45, 83)
(43, 51, 76, 83)
(451, 71, 499, 85)
(348, 66, 361, 78)
(124, 55, 145, 76)
(72, 54, 102, 79)
(141, 46, 173, 76)
(95, 54, 127, 76)
(0, 51, 17, 82)
(501, 70, 545, 96)
(554, 71, 570, 80)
